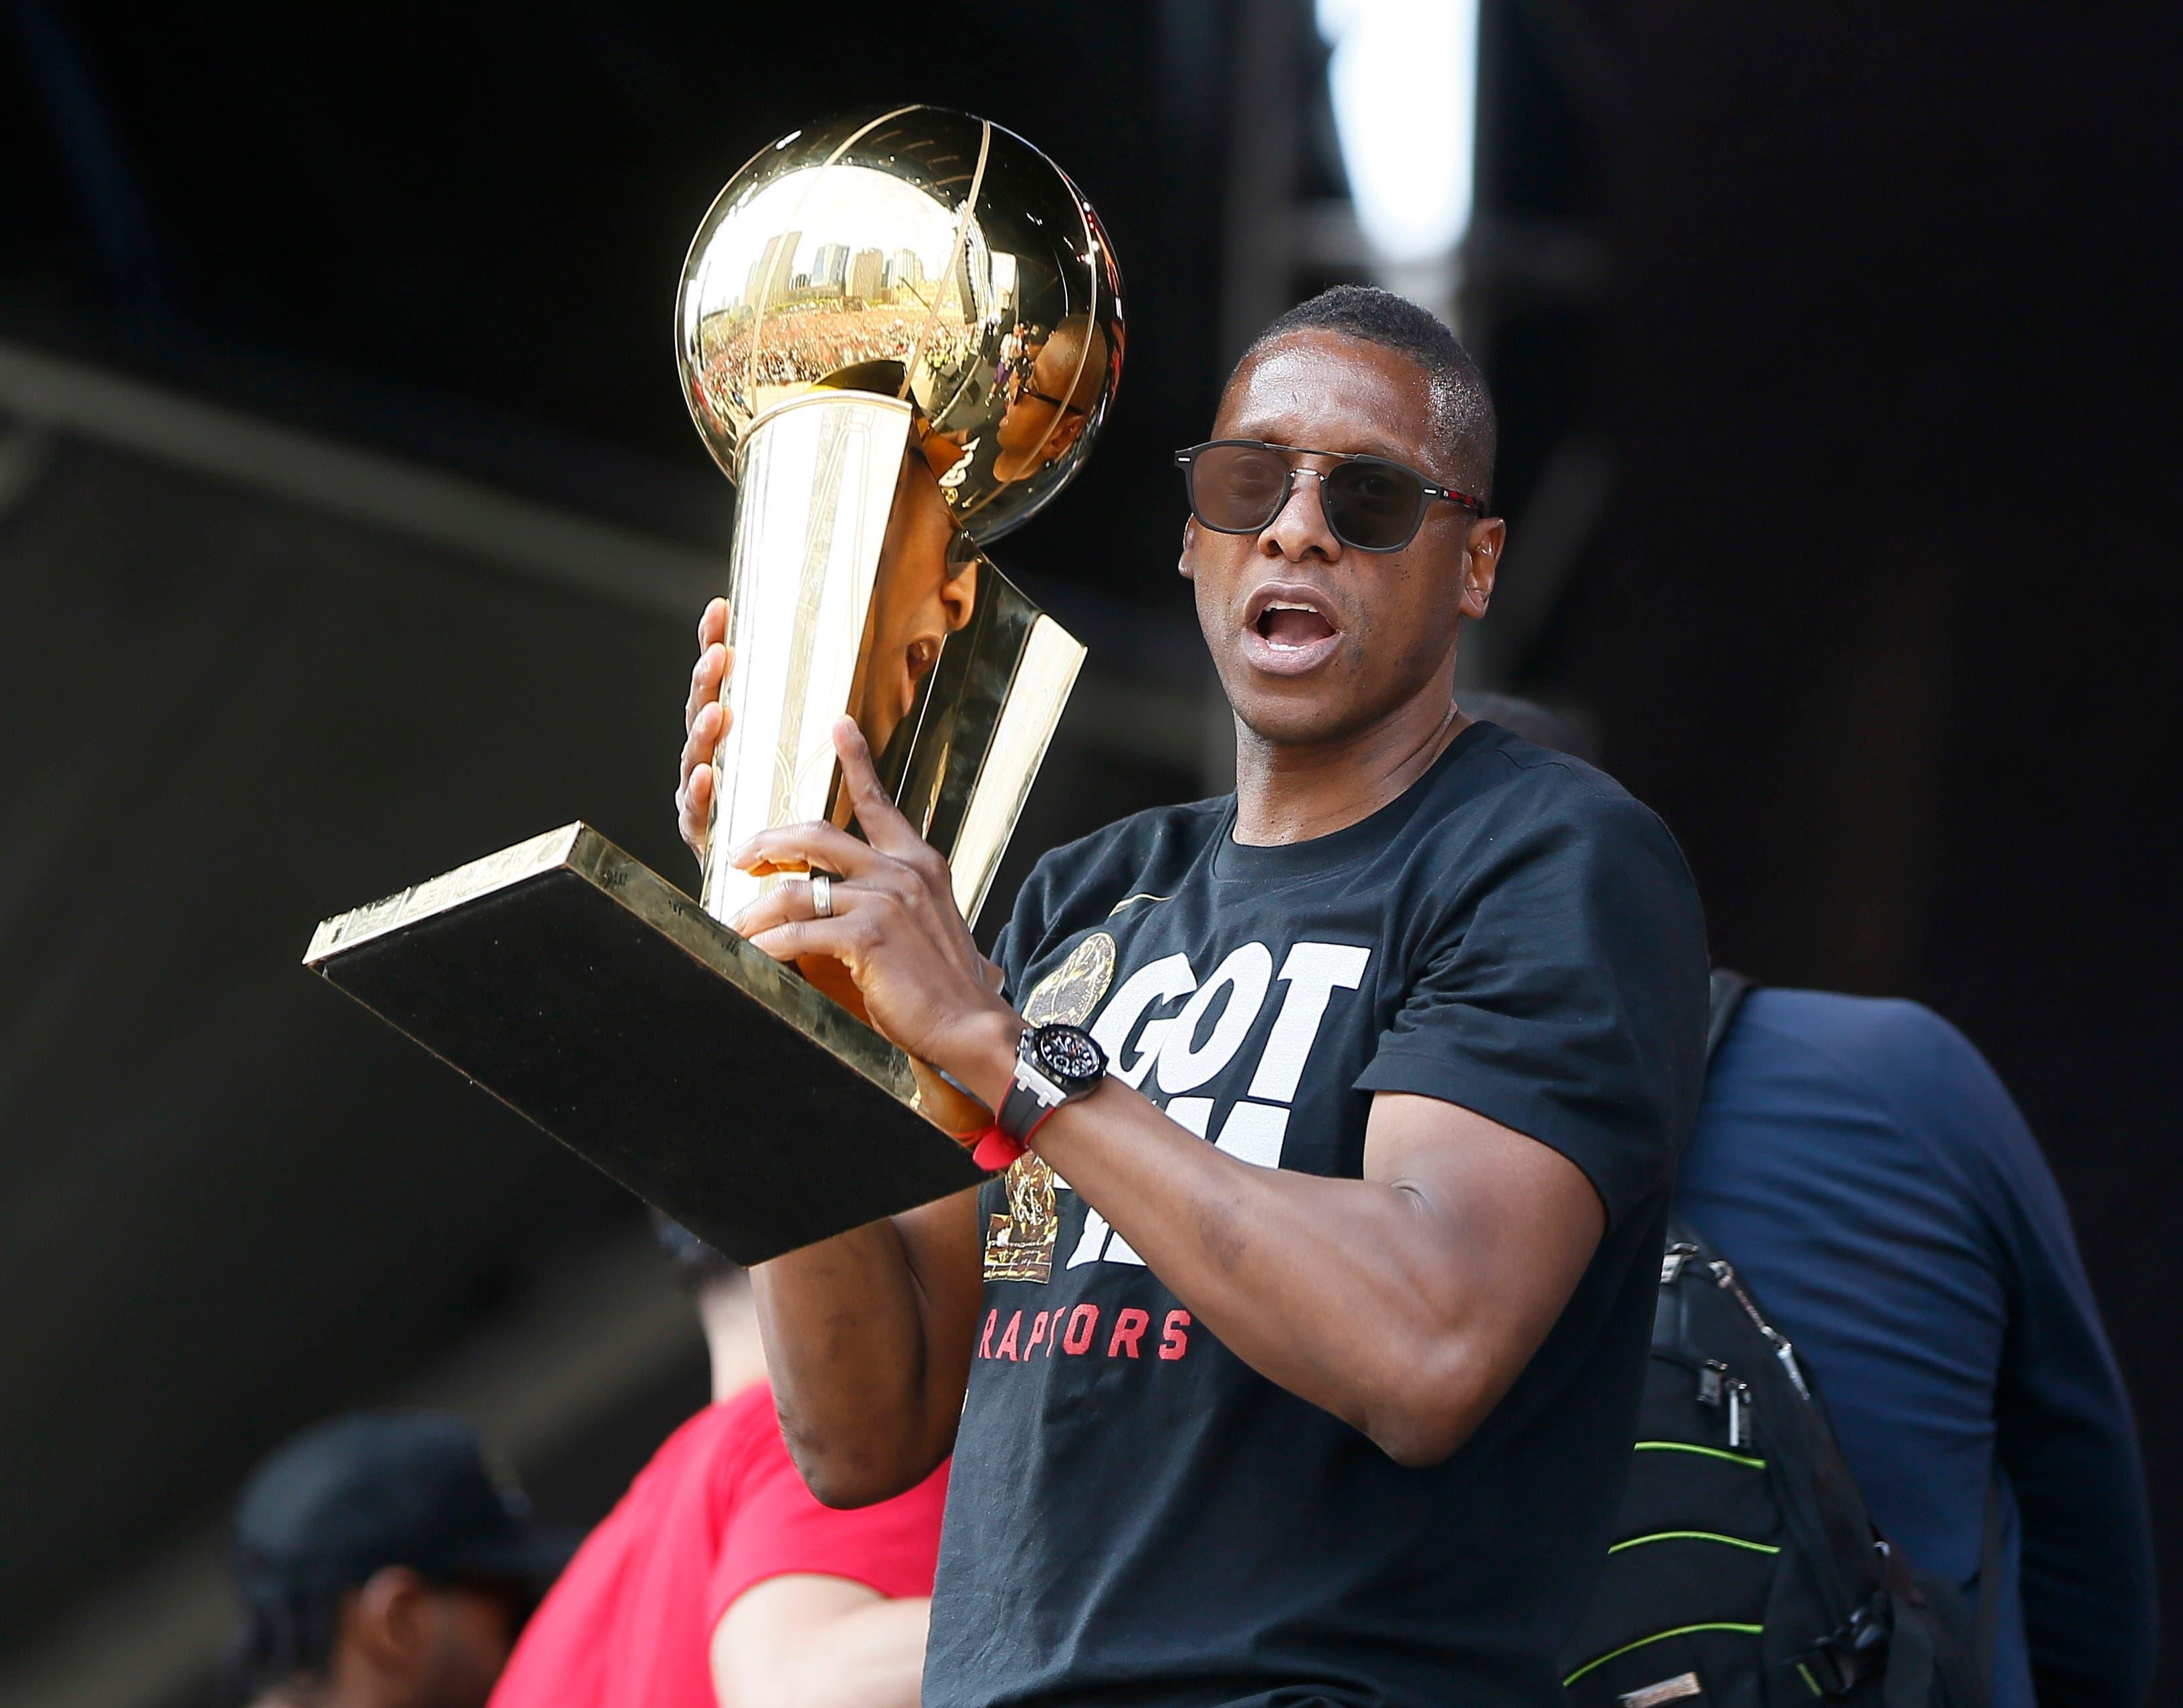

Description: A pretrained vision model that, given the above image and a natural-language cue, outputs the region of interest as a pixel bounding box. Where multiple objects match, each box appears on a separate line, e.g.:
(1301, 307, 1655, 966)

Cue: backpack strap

(1707, 968, 1755, 1065)
(1883, 1588, 1937, 1708)
(1973, 1477, 2004, 1698)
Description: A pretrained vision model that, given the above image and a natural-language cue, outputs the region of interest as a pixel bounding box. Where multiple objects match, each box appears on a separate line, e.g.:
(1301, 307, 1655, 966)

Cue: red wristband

(969, 1123, 1025, 1172)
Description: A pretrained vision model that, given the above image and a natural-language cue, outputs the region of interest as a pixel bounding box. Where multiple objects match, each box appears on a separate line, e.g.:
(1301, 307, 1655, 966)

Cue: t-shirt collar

(1212, 717, 1491, 882)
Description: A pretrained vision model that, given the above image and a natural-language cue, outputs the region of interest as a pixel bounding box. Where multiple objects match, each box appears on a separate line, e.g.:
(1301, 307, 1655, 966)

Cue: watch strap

(997, 1074, 1048, 1141)
(972, 1026, 1106, 1171)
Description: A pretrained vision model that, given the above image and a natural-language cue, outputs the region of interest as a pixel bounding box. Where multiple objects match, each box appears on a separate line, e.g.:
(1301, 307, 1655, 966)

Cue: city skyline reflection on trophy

(676, 106, 1123, 938)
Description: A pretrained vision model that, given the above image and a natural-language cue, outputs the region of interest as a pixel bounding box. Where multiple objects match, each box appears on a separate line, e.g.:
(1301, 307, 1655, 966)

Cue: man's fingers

(728, 874, 863, 939)
(679, 704, 710, 779)
(680, 700, 725, 786)
(727, 884, 801, 941)
(684, 642, 730, 733)
(743, 917, 856, 967)
(830, 717, 921, 854)
(678, 763, 714, 852)
(730, 818, 882, 880)
(677, 601, 729, 864)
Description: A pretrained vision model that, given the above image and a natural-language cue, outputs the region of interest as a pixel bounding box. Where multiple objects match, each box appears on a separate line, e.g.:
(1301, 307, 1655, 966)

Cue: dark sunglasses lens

(1323, 460, 1424, 549)
(1189, 444, 1291, 531)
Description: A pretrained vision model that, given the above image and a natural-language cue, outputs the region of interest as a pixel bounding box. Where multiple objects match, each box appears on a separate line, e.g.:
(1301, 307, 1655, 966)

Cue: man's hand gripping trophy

(678, 595, 1014, 1133)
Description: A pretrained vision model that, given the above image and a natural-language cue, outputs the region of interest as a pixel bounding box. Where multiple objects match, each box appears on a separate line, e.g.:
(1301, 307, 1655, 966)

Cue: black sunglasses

(1174, 440, 1483, 553)
(1007, 368, 1087, 417)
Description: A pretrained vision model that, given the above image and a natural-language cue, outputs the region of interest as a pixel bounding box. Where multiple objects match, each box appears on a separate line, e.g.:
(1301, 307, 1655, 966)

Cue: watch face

(1036, 1024, 1104, 1086)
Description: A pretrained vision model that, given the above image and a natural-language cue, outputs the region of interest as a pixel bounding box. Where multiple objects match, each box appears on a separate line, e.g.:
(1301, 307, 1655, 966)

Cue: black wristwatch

(996, 1022, 1109, 1144)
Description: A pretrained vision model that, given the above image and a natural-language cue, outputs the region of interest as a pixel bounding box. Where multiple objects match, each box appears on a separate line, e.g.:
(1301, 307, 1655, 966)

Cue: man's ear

(1039, 409, 1090, 470)
(1178, 517, 1198, 581)
(939, 547, 979, 632)
(349, 1565, 432, 1674)
(1460, 516, 1505, 620)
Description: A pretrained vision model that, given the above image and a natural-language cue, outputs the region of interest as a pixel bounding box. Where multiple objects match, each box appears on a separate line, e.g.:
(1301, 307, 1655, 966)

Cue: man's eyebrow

(1223, 423, 1422, 463)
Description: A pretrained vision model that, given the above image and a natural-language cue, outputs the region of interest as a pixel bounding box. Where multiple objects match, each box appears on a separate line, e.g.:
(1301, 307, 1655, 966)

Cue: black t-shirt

(924, 721, 1711, 1708)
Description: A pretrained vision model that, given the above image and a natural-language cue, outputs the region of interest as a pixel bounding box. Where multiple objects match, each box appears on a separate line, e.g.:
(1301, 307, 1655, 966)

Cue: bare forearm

(713, 1583, 929, 1708)
(731, 1596, 928, 1708)
(751, 1192, 977, 1503)
(1030, 1084, 1505, 1464)
(778, 1596, 929, 1708)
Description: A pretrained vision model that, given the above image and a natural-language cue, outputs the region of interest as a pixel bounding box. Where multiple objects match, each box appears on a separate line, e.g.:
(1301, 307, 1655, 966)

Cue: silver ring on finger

(811, 872, 834, 919)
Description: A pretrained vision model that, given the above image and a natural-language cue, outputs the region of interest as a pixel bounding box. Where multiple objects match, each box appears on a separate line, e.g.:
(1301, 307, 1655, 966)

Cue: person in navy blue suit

(1460, 693, 2157, 1708)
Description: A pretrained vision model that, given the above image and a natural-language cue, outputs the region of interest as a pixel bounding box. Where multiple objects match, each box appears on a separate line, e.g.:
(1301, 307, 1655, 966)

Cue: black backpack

(1559, 973, 1996, 1708)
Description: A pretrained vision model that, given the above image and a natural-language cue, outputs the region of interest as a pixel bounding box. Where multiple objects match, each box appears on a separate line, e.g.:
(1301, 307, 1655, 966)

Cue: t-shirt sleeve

(988, 919, 1020, 1004)
(1355, 789, 1709, 1228)
(706, 1406, 951, 1630)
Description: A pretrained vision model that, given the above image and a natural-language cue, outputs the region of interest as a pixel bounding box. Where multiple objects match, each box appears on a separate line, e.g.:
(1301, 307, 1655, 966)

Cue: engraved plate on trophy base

(304, 824, 984, 1264)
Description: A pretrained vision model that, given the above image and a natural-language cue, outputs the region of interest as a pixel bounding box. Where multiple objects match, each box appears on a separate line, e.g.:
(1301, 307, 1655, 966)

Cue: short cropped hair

(1240, 285, 1498, 506)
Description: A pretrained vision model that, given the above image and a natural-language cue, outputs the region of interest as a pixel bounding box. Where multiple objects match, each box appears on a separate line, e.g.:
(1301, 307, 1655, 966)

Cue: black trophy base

(304, 824, 985, 1264)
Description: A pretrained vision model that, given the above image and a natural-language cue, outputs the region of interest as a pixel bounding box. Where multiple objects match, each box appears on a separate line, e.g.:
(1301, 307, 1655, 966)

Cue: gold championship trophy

(303, 108, 1123, 1262)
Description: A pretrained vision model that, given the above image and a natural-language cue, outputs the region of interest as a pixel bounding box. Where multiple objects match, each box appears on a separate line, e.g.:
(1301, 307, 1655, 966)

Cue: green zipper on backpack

(1563, 1622, 1766, 1687)
(1633, 1439, 1767, 1470)
(1607, 1529, 1781, 1555)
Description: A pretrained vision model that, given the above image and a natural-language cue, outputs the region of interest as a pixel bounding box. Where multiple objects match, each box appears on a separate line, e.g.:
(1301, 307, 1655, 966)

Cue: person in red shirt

(488, 1218, 948, 1708)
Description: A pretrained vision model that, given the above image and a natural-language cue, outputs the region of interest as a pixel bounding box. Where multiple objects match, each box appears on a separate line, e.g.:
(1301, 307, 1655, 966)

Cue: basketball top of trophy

(676, 106, 1123, 545)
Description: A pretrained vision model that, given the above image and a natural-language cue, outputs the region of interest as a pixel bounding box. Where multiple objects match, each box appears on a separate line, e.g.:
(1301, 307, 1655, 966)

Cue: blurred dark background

(1, 2, 2176, 1702)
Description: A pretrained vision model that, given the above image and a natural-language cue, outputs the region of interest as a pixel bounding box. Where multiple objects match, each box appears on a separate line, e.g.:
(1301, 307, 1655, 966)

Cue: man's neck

(1232, 683, 1466, 847)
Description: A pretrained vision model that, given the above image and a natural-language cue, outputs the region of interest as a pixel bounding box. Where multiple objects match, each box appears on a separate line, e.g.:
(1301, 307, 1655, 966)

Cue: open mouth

(1255, 601, 1338, 650)
(1240, 585, 1343, 676)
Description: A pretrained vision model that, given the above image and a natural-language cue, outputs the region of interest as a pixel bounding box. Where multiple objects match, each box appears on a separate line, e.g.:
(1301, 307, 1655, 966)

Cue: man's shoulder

(1711, 989, 2019, 1176)
(1041, 794, 1230, 871)
(1434, 723, 1698, 904)
(1012, 797, 1226, 914)
(1729, 989, 1989, 1096)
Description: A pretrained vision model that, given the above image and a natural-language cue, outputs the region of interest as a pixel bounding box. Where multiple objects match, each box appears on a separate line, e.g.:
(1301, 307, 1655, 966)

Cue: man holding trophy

(674, 120, 1710, 1708)
(313, 108, 1708, 1705)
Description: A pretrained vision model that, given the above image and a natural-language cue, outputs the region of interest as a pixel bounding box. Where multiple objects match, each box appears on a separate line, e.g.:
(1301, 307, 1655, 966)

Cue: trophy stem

(700, 391, 912, 924)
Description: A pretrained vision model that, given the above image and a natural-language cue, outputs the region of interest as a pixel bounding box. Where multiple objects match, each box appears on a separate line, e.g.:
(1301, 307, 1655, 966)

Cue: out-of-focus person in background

(485, 1215, 947, 1708)
(223, 1413, 572, 1708)
(1462, 690, 2158, 1708)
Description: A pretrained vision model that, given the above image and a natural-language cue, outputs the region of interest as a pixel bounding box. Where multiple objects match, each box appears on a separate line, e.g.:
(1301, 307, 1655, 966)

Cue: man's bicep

(1363, 1091, 1605, 1401)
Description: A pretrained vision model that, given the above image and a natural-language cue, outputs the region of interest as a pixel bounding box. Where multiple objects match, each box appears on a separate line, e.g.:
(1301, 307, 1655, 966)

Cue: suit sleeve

(1941, 1020, 2159, 1707)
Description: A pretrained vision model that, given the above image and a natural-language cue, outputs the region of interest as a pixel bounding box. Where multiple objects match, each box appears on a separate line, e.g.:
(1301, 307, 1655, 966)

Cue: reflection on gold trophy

(302, 108, 1123, 1265)
(678, 106, 1125, 976)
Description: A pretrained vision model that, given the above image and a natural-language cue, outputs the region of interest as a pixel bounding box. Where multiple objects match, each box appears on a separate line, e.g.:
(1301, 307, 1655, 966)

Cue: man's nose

(1260, 468, 1339, 560)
